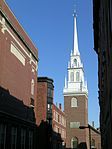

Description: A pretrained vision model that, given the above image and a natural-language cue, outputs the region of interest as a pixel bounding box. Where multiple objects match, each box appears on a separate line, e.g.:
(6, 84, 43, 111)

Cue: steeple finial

(73, 1, 76, 17)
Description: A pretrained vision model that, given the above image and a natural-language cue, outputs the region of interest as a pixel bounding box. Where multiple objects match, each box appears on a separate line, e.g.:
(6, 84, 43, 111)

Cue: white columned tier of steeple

(63, 13, 88, 96)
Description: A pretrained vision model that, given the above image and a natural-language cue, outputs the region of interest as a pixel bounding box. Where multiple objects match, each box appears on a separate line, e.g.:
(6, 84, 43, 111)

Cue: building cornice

(0, 7, 38, 62)
(63, 91, 88, 98)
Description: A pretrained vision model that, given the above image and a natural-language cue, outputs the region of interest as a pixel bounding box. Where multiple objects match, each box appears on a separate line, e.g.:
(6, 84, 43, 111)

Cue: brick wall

(0, 0, 38, 107)
(64, 95, 88, 148)
(52, 103, 66, 144)
(90, 127, 101, 149)
(36, 81, 47, 125)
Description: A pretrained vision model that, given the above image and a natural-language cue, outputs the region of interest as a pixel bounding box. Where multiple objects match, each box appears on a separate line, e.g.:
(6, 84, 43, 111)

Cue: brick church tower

(63, 13, 89, 149)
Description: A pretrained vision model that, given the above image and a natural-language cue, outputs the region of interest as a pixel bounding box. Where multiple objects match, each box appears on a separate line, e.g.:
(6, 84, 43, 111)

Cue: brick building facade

(52, 103, 66, 148)
(0, 0, 38, 106)
(90, 125, 101, 149)
(37, 77, 66, 149)
(36, 77, 54, 126)
(93, 0, 112, 148)
(0, 0, 38, 148)
(36, 77, 54, 149)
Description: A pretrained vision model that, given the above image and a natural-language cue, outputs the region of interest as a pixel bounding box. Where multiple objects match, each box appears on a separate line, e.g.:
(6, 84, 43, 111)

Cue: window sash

(0, 124, 6, 149)
(29, 131, 33, 149)
(21, 129, 26, 149)
(11, 127, 17, 149)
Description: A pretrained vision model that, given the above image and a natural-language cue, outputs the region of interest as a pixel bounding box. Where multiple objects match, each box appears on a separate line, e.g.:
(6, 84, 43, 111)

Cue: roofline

(37, 77, 54, 84)
(0, 8, 38, 61)
(88, 124, 101, 134)
(53, 103, 65, 115)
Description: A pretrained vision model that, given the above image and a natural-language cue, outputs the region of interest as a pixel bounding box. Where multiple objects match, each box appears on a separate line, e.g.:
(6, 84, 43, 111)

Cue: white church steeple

(73, 13, 80, 56)
(63, 12, 88, 96)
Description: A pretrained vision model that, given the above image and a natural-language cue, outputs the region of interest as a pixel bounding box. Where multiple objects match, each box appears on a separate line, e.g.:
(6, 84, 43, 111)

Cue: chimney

(92, 121, 94, 127)
(59, 103, 62, 110)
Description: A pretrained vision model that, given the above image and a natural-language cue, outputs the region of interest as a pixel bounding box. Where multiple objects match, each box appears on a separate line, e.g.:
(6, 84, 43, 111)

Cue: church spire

(73, 12, 80, 56)
(63, 10, 88, 96)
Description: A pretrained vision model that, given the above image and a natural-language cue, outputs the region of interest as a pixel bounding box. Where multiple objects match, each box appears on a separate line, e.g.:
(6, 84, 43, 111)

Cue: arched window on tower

(76, 72, 80, 81)
(70, 72, 74, 82)
(71, 97, 78, 107)
(71, 137, 78, 149)
(74, 59, 77, 66)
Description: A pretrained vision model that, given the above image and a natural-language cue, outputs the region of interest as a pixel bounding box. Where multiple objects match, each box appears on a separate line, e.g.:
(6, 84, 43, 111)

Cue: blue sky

(6, 0, 99, 127)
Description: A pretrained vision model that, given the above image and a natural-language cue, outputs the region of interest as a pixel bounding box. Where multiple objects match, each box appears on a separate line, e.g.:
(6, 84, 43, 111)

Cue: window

(11, 127, 17, 149)
(70, 72, 74, 82)
(0, 124, 6, 149)
(55, 113, 58, 122)
(10, 43, 25, 66)
(31, 79, 34, 95)
(70, 122, 80, 128)
(71, 98, 78, 107)
(58, 114, 60, 123)
(48, 104, 52, 111)
(62, 116, 64, 125)
(74, 59, 77, 66)
(29, 131, 33, 149)
(53, 111, 55, 120)
(71, 137, 78, 149)
(47, 98, 52, 104)
(58, 128, 59, 133)
(62, 129, 65, 139)
(21, 129, 26, 149)
(76, 72, 80, 81)
(48, 88, 53, 97)
(30, 98, 34, 108)
(91, 139, 95, 148)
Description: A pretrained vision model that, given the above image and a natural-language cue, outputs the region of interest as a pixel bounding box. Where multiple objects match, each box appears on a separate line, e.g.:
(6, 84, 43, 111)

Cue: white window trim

(11, 42, 26, 66)
(70, 122, 80, 128)
(31, 79, 35, 95)
(71, 97, 78, 107)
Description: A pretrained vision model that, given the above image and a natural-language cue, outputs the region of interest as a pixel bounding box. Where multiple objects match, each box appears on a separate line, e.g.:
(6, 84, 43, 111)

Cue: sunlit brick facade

(0, 0, 38, 148)
(52, 103, 66, 146)
(0, 0, 38, 106)
(90, 125, 101, 149)
(36, 77, 54, 126)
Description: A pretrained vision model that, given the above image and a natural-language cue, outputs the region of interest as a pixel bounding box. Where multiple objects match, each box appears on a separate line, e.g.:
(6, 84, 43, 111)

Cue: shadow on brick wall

(66, 142, 87, 149)
(0, 86, 36, 122)
(77, 142, 87, 149)
(37, 120, 65, 149)
(0, 86, 37, 149)
(0, 87, 65, 149)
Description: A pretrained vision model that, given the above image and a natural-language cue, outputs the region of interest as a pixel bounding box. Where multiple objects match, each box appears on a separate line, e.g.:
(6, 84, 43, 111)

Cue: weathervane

(73, 0, 77, 17)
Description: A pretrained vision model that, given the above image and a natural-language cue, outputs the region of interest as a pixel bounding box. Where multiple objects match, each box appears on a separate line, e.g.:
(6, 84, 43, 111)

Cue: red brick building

(90, 125, 101, 149)
(0, 0, 38, 106)
(37, 77, 66, 149)
(52, 103, 66, 148)
(36, 77, 54, 126)
(36, 77, 54, 149)
(0, 0, 38, 148)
